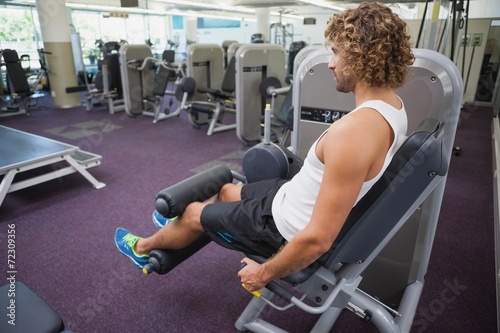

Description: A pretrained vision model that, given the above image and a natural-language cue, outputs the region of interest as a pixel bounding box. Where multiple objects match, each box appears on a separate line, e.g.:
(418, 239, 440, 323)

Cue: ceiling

(1, 0, 425, 12)
(66, 0, 426, 19)
(1, 0, 486, 21)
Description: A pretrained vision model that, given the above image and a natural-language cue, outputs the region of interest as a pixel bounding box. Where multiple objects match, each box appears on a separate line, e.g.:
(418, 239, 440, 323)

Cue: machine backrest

(324, 118, 447, 267)
(106, 53, 122, 96)
(152, 65, 175, 96)
(277, 82, 294, 130)
(2, 49, 31, 95)
(162, 50, 175, 63)
(220, 56, 236, 94)
(275, 118, 447, 285)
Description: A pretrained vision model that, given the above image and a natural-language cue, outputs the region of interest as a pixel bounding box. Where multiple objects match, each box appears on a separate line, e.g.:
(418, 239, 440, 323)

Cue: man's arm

(238, 109, 393, 292)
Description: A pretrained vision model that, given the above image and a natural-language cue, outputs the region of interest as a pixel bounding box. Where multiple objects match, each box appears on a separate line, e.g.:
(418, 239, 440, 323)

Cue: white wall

(195, 21, 256, 45)
(469, 0, 500, 19)
(192, 15, 333, 47)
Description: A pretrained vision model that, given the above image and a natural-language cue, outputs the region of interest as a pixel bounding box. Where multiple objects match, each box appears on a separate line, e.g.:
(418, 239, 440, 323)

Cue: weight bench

(0, 125, 105, 208)
(142, 115, 448, 332)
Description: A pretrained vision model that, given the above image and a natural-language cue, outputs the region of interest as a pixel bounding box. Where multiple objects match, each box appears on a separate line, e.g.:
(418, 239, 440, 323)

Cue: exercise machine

(140, 48, 462, 332)
(290, 48, 463, 305)
(145, 50, 180, 123)
(266, 47, 461, 331)
(258, 78, 292, 145)
(257, 45, 323, 146)
(174, 43, 236, 135)
(0, 49, 34, 117)
(23, 49, 49, 93)
(125, 50, 179, 123)
(185, 55, 237, 135)
(119, 44, 153, 117)
(183, 44, 226, 130)
(241, 43, 320, 145)
(0, 125, 105, 208)
(176, 44, 287, 141)
(234, 44, 287, 144)
(81, 41, 125, 114)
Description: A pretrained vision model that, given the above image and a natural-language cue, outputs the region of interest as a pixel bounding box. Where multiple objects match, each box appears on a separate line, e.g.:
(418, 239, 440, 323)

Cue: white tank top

(272, 99, 408, 241)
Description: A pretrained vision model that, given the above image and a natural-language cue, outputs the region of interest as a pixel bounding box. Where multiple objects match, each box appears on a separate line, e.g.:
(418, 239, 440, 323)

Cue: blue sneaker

(114, 228, 149, 269)
(152, 210, 177, 229)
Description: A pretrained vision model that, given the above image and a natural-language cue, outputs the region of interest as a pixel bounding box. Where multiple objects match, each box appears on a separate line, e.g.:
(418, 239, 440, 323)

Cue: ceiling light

(153, 0, 255, 14)
(66, 3, 168, 15)
(271, 12, 304, 20)
(297, 0, 345, 12)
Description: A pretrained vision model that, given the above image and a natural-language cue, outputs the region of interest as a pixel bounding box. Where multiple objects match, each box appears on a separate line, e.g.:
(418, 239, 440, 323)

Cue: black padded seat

(0, 282, 65, 333)
(191, 103, 215, 114)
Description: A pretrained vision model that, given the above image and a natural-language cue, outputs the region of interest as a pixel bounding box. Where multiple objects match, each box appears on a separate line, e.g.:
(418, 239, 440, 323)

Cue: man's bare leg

(135, 183, 244, 255)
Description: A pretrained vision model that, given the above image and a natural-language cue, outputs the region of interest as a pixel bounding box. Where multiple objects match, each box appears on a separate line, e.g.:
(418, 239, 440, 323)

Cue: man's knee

(183, 202, 206, 231)
(219, 183, 241, 202)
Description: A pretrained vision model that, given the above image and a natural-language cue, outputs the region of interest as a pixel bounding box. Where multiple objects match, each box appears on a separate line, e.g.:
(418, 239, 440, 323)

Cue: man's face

(328, 45, 356, 93)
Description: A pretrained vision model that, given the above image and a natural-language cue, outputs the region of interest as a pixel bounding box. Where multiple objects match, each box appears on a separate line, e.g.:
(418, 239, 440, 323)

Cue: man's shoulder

(332, 107, 388, 133)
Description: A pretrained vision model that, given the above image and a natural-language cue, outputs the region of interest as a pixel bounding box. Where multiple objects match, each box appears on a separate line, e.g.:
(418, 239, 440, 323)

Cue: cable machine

(270, 11, 294, 50)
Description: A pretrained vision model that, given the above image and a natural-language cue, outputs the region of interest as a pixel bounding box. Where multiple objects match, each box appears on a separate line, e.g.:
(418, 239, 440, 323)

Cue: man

(115, 2, 415, 293)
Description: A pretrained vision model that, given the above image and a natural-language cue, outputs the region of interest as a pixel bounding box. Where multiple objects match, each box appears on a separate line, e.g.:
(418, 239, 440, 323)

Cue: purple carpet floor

(0, 96, 497, 332)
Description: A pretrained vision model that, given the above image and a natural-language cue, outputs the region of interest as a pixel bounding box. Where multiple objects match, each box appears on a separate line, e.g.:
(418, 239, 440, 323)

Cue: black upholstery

(220, 56, 236, 94)
(2, 49, 21, 63)
(155, 164, 233, 218)
(2, 49, 31, 95)
(106, 54, 122, 96)
(162, 50, 175, 63)
(288, 41, 307, 75)
(152, 65, 175, 97)
(326, 118, 445, 266)
(0, 282, 65, 333)
(195, 56, 236, 101)
(145, 165, 233, 275)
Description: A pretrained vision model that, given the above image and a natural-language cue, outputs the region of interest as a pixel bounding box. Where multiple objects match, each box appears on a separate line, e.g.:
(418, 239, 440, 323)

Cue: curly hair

(324, 2, 414, 89)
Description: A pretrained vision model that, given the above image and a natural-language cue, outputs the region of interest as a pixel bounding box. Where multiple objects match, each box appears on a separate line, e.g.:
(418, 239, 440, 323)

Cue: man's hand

(238, 257, 268, 292)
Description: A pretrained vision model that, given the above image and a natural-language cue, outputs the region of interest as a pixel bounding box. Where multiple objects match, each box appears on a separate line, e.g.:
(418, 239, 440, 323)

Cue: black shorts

(200, 178, 288, 258)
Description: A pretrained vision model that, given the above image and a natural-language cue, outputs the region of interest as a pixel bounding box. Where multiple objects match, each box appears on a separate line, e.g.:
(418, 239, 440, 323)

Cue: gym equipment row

(141, 47, 463, 333)
(175, 43, 289, 144)
(76, 41, 305, 147)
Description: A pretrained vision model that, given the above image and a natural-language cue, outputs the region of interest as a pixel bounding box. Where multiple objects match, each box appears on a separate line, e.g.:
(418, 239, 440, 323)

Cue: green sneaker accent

(114, 228, 149, 269)
(123, 233, 147, 258)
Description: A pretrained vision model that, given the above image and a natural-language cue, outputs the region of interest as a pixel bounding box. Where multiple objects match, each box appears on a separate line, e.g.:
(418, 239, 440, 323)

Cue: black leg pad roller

(143, 234, 212, 275)
(155, 164, 233, 218)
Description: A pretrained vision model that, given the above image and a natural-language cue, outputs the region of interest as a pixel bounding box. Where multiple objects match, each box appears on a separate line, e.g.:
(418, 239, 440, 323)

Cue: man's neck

(353, 84, 400, 109)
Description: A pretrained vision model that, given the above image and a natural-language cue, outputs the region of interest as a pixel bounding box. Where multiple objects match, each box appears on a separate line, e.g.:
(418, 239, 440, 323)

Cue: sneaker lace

(123, 233, 139, 249)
